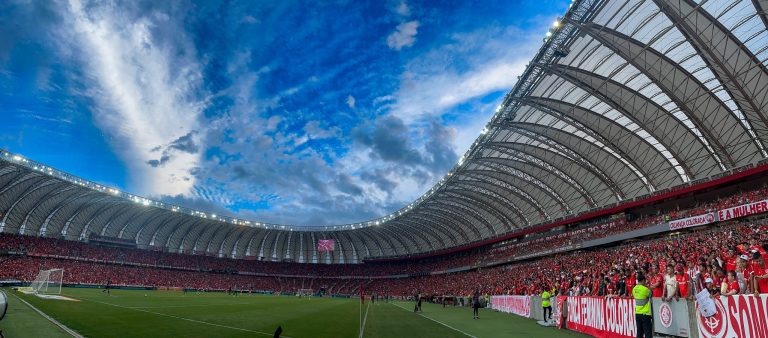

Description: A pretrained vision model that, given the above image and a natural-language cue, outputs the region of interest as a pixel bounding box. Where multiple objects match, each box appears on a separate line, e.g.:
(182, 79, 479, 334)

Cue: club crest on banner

(659, 302, 672, 328)
(697, 298, 727, 338)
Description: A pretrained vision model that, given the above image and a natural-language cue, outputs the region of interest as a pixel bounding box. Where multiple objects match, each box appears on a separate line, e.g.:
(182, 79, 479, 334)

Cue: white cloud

(452, 102, 496, 157)
(395, 1, 411, 17)
(386, 20, 420, 50)
(388, 25, 543, 159)
(242, 15, 259, 24)
(394, 60, 527, 122)
(346, 94, 356, 109)
(63, 0, 207, 196)
(304, 121, 341, 140)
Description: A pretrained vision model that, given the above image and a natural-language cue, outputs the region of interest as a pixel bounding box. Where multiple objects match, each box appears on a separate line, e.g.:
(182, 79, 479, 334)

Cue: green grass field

(0, 288, 588, 338)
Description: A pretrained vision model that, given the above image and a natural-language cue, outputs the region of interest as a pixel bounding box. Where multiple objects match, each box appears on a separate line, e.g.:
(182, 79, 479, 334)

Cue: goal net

(297, 288, 313, 298)
(30, 268, 63, 295)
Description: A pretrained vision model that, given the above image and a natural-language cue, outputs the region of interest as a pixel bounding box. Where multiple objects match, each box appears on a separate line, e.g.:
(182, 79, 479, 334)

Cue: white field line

(390, 302, 477, 338)
(82, 297, 293, 338)
(11, 292, 85, 338)
(359, 301, 371, 338)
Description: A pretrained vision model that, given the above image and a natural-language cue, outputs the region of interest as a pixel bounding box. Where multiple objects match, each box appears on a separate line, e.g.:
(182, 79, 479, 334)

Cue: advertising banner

(490, 295, 531, 318)
(551, 296, 559, 324)
(718, 199, 768, 221)
(669, 213, 716, 231)
(695, 295, 768, 338)
(556, 296, 565, 328)
(566, 296, 636, 338)
(652, 298, 690, 337)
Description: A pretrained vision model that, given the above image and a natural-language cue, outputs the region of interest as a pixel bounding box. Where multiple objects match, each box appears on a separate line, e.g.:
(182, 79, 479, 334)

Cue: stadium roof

(1, 0, 767, 263)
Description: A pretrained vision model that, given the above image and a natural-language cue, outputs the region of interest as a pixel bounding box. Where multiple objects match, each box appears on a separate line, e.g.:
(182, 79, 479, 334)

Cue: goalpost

(297, 288, 313, 299)
(30, 268, 63, 295)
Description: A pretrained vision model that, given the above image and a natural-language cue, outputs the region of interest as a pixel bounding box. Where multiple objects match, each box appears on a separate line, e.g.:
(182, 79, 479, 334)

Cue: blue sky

(0, 0, 569, 226)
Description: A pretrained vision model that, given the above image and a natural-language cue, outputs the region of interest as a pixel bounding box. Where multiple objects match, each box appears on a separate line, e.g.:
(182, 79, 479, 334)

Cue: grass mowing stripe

(129, 302, 252, 309)
(390, 302, 477, 338)
(10, 292, 84, 338)
(359, 301, 371, 338)
(80, 297, 292, 338)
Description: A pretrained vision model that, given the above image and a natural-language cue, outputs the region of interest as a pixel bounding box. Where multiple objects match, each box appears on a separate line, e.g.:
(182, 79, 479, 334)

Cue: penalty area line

(82, 297, 293, 338)
(390, 302, 477, 338)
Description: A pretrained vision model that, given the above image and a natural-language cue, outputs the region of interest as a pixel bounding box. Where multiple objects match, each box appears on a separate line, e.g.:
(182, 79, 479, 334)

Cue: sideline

(390, 302, 477, 338)
(358, 301, 371, 338)
(10, 292, 84, 338)
(81, 297, 293, 338)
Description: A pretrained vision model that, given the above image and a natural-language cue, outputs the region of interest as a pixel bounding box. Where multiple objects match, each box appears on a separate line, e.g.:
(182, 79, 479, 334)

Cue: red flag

(317, 239, 335, 252)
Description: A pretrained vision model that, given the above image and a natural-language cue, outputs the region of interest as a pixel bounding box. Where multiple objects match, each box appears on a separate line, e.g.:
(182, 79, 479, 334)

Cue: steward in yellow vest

(541, 286, 552, 322)
(632, 275, 652, 338)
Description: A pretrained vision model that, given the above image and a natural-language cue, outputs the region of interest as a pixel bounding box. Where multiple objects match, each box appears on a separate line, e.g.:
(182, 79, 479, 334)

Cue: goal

(30, 268, 63, 295)
(297, 288, 313, 298)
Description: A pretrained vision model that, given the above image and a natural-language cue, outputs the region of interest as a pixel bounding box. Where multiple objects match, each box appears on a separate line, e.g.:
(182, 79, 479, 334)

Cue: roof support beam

(483, 143, 595, 208)
(470, 160, 571, 211)
(486, 142, 616, 203)
(411, 208, 473, 243)
(582, 22, 763, 166)
(442, 188, 517, 232)
(654, 0, 768, 154)
(754, 0, 768, 29)
(520, 97, 681, 188)
(544, 64, 718, 178)
(451, 179, 530, 227)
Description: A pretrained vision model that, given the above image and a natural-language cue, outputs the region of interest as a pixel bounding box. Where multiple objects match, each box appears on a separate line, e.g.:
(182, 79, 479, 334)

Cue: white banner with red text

(669, 213, 717, 231)
(490, 295, 531, 318)
(696, 294, 768, 338)
(718, 199, 768, 221)
(565, 296, 636, 338)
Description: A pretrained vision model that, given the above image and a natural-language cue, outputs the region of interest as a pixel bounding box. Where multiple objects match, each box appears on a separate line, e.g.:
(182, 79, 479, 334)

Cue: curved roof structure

(1, 0, 767, 263)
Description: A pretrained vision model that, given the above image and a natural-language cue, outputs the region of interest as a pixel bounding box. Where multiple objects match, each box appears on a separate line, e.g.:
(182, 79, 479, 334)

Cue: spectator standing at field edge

(632, 275, 652, 338)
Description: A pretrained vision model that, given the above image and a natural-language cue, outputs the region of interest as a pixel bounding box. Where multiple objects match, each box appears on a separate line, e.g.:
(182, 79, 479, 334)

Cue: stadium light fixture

(545, 31, 552, 37)
(553, 20, 560, 28)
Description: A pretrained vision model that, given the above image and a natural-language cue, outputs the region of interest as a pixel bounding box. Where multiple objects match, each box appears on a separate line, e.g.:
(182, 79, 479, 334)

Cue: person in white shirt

(663, 265, 679, 302)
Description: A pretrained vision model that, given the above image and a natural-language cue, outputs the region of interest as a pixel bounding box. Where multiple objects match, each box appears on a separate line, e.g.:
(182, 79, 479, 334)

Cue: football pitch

(1, 288, 588, 338)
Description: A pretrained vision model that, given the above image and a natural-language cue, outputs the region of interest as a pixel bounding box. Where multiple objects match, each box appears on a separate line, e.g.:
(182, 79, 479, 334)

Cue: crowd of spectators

(0, 232, 479, 277)
(2, 185, 768, 297)
(0, 256, 372, 294)
(369, 221, 768, 299)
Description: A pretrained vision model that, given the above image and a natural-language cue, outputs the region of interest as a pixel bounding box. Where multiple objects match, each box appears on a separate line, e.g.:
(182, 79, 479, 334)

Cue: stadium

(1, 0, 768, 337)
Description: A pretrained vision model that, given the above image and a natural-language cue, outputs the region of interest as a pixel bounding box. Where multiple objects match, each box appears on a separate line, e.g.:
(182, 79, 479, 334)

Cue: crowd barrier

(565, 296, 637, 337)
(489, 294, 768, 338)
(695, 294, 768, 338)
(489, 295, 531, 318)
